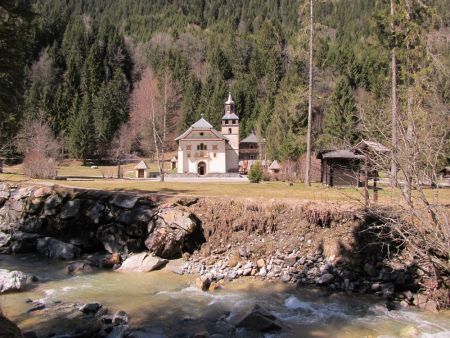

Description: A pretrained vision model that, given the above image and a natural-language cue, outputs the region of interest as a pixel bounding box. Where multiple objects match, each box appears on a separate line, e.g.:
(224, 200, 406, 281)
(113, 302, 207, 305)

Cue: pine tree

(68, 94, 95, 161)
(322, 77, 360, 147)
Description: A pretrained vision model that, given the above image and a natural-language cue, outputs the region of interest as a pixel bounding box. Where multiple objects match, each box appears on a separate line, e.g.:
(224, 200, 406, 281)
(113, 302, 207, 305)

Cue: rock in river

(228, 303, 282, 332)
(36, 237, 81, 260)
(117, 252, 168, 272)
(0, 269, 36, 293)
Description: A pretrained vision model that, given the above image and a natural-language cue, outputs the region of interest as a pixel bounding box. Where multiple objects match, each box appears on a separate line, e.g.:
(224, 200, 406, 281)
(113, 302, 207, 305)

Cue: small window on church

(186, 145, 191, 150)
(250, 155, 255, 160)
(232, 120, 236, 124)
(228, 128, 232, 134)
(213, 153, 217, 158)
(212, 145, 218, 150)
(200, 132, 204, 136)
(197, 143, 207, 150)
(225, 120, 229, 125)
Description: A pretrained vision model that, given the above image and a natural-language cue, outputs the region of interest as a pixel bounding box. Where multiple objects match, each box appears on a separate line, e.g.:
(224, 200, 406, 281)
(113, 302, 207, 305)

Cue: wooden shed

(134, 160, 149, 178)
(318, 150, 364, 187)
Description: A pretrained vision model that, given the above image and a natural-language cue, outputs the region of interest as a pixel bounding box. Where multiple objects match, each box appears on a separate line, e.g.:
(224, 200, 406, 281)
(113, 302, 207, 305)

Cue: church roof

(191, 117, 213, 129)
(175, 116, 228, 141)
(240, 133, 259, 143)
(222, 113, 239, 120)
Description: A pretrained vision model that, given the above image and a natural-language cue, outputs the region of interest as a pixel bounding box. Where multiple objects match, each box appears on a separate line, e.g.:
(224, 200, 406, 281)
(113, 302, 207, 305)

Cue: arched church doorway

(197, 161, 206, 176)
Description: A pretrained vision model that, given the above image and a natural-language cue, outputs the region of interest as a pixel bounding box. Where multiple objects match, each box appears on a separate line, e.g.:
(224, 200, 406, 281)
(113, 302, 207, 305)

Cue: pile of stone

(182, 247, 425, 310)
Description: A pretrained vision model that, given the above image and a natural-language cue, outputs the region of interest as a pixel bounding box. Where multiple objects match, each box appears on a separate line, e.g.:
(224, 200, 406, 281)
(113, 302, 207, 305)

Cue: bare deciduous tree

(111, 122, 136, 178)
(129, 67, 179, 181)
(305, 0, 314, 186)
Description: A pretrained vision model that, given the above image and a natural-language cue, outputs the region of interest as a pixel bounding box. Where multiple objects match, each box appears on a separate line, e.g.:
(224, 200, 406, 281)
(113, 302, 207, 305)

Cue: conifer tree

(322, 77, 360, 147)
(68, 94, 95, 161)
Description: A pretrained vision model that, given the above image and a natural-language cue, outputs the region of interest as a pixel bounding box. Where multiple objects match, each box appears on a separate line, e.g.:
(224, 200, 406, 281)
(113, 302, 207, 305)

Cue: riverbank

(0, 182, 449, 336)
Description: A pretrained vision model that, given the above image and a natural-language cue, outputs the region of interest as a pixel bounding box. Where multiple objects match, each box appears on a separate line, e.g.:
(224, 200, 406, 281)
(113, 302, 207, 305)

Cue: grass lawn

(1, 171, 449, 205)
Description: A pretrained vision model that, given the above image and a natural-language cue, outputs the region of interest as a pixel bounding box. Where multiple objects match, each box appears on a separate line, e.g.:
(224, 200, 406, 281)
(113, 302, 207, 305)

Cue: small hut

(318, 150, 364, 187)
(268, 160, 281, 174)
(134, 160, 149, 178)
(171, 157, 177, 170)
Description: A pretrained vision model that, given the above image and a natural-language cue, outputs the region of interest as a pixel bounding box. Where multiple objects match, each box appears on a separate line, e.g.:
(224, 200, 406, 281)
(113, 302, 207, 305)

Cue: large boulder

(145, 207, 202, 258)
(60, 199, 81, 219)
(0, 269, 36, 293)
(228, 304, 282, 332)
(117, 252, 168, 272)
(36, 237, 81, 260)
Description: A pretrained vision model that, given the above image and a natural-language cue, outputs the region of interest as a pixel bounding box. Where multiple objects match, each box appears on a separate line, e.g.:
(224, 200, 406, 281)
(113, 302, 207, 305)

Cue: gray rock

(318, 273, 334, 284)
(0, 269, 35, 293)
(118, 207, 154, 225)
(84, 201, 105, 224)
(61, 199, 81, 219)
(36, 237, 81, 260)
(80, 303, 102, 314)
(0, 232, 11, 247)
(65, 261, 96, 275)
(117, 252, 168, 272)
(44, 194, 63, 216)
(10, 231, 42, 253)
(281, 273, 291, 282)
(112, 310, 129, 325)
(364, 263, 377, 277)
(230, 304, 282, 332)
(110, 194, 139, 209)
(145, 208, 200, 258)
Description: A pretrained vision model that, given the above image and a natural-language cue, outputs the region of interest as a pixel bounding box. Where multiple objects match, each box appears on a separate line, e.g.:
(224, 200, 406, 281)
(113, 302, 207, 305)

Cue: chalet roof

(353, 140, 390, 153)
(240, 133, 259, 143)
(175, 116, 228, 141)
(134, 160, 149, 170)
(320, 150, 364, 160)
(269, 160, 281, 170)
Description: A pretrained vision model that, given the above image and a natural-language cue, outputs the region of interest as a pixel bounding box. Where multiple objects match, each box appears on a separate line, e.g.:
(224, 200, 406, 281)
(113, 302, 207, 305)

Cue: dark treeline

(1, 0, 449, 161)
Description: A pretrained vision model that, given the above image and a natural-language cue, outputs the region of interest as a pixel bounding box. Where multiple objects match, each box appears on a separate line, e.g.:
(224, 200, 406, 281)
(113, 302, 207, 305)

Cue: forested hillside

(1, 0, 449, 162)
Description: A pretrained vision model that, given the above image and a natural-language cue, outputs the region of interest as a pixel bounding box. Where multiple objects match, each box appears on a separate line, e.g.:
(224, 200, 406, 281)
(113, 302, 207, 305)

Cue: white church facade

(175, 93, 241, 175)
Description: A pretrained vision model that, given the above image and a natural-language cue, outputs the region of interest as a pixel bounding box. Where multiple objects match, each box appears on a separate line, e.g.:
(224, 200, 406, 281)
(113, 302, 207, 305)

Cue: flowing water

(1, 254, 449, 338)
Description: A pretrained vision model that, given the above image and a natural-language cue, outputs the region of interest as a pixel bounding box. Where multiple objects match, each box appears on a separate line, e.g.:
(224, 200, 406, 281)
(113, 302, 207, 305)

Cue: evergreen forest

(1, 0, 449, 163)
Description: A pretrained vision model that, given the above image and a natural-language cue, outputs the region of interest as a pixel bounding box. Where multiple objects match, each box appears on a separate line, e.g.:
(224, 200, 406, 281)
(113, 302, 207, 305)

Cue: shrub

(248, 161, 263, 183)
(23, 151, 57, 179)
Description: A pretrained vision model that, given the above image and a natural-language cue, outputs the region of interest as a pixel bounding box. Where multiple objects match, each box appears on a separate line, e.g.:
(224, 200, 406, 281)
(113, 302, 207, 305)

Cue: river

(1, 254, 449, 337)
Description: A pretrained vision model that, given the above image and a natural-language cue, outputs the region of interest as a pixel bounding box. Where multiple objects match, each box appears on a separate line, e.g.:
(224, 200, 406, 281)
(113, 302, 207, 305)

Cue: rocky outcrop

(0, 269, 36, 293)
(145, 207, 203, 258)
(117, 252, 168, 272)
(0, 183, 204, 260)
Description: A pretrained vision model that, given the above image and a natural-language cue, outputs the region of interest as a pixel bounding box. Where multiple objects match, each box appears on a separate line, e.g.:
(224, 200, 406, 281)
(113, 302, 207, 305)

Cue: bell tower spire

(221, 92, 240, 172)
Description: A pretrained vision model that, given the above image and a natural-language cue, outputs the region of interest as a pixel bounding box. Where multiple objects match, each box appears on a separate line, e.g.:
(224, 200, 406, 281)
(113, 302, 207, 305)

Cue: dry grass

(1, 171, 449, 205)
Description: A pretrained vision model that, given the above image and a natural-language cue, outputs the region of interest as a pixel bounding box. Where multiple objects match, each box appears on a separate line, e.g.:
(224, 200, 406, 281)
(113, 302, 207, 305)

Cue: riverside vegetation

(0, 182, 449, 336)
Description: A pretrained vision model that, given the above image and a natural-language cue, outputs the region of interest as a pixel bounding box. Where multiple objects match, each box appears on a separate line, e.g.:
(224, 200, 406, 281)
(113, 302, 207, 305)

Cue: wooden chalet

(317, 150, 364, 187)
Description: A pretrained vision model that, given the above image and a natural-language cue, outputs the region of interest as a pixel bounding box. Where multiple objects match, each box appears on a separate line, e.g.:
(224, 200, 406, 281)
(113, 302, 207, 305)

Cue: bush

(248, 161, 263, 183)
(23, 151, 57, 179)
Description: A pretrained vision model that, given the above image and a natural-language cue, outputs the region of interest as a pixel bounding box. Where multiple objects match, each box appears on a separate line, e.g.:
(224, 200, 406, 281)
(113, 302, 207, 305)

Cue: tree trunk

(305, 0, 314, 186)
(390, 0, 398, 188)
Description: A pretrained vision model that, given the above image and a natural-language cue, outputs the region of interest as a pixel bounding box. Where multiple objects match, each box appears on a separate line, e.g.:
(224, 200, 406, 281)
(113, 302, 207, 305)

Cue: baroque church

(175, 93, 262, 175)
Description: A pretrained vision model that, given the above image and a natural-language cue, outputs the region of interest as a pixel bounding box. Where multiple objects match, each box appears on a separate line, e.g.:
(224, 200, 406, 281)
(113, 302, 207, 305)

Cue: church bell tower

(221, 93, 240, 172)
